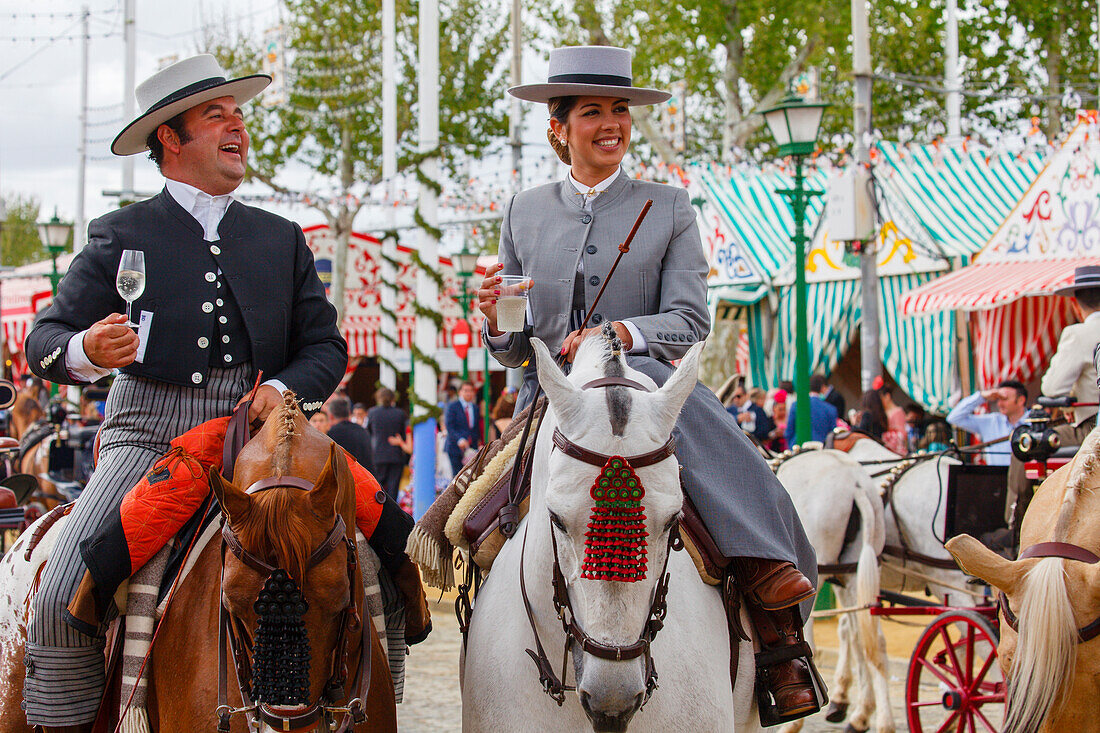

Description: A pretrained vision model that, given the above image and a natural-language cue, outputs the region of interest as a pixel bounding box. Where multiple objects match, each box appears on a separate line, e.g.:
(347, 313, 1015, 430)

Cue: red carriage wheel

(905, 609, 1005, 732)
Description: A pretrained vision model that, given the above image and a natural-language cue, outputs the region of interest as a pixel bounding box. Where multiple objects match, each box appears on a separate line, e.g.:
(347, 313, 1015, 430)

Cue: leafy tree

(0, 194, 49, 268)
(208, 0, 509, 322)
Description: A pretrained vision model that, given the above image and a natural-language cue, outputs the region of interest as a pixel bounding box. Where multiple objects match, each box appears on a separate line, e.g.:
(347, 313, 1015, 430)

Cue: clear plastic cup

(496, 275, 531, 332)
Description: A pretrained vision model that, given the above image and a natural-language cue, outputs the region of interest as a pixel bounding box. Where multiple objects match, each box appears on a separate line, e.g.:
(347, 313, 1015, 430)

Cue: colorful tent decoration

(901, 113, 1100, 387)
(581, 456, 649, 583)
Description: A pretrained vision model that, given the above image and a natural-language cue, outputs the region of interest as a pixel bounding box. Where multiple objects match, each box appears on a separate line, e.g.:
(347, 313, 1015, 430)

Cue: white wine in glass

(116, 249, 146, 328)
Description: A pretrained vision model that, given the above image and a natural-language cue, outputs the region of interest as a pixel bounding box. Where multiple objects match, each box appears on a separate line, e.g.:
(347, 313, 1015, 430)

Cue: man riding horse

(22, 55, 370, 733)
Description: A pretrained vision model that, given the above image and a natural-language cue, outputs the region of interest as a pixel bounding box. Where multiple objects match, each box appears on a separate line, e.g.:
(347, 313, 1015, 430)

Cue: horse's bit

(216, 474, 371, 733)
(998, 541, 1100, 643)
(518, 375, 683, 706)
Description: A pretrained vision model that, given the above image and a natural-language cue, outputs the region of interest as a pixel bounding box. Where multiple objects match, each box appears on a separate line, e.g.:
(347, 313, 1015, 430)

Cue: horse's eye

(549, 512, 567, 533)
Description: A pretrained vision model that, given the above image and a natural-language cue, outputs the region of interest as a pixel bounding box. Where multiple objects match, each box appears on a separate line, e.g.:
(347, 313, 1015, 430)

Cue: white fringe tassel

(119, 706, 152, 733)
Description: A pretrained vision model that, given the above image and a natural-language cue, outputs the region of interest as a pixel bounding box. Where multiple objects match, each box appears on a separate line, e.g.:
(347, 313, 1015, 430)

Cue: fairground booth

(900, 113, 1100, 395)
(689, 135, 1049, 413)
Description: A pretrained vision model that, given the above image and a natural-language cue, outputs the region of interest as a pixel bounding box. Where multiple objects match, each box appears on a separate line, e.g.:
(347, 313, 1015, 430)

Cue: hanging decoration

(581, 456, 649, 583)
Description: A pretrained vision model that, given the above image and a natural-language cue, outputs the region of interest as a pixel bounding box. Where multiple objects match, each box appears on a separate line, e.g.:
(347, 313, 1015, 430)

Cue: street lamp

(760, 93, 828, 445)
(451, 247, 491, 443)
(37, 209, 72, 295)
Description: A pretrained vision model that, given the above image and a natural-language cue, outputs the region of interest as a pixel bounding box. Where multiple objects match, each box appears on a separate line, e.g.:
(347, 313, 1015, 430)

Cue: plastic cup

(496, 275, 531, 332)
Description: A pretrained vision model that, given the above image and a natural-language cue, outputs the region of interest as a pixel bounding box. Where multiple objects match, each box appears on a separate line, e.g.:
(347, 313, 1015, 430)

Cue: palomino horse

(8, 386, 45, 441)
(772, 448, 891, 733)
(0, 393, 395, 732)
(463, 334, 757, 732)
(948, 427, 1100, 733)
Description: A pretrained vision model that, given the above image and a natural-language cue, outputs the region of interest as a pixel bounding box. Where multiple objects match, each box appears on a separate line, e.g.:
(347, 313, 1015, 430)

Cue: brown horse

(8, 387, 45, 441)
(0, 394, 396, 732)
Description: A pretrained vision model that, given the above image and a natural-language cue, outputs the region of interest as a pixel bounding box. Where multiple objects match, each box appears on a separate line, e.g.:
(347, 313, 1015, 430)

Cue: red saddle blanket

(68, 416, 387, 632)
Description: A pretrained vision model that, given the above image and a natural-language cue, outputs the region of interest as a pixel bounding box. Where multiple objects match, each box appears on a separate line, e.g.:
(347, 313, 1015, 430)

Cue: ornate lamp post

(37, 209, 72, 296)
(760, 94, 827, 445)
(451, 248, 491, 443)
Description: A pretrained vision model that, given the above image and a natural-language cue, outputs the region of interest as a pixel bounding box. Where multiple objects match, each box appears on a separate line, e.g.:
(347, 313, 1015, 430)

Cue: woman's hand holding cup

(477, 263, 532, 336)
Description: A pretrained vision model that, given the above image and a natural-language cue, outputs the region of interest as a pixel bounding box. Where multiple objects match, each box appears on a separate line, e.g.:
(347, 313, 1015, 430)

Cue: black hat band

(547, 72, 632, 87)
(146, 75, 228, 115)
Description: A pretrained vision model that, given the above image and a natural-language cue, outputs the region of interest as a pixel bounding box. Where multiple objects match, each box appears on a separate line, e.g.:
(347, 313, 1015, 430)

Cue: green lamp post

(451, 248, 490, 443)
(760, 94, 828, 445)
(37, 209, 72, 296)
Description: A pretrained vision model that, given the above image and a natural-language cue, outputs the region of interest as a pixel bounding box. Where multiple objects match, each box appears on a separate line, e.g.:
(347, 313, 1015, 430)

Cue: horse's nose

(578, 689, 644, 732)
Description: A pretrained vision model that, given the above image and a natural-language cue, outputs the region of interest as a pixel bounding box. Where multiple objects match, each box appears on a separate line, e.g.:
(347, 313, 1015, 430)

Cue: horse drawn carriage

(775, 396, 1091, 733)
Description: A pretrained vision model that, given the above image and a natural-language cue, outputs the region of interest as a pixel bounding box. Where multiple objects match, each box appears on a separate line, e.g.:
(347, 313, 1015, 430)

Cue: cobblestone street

(397, 595, 929, 733)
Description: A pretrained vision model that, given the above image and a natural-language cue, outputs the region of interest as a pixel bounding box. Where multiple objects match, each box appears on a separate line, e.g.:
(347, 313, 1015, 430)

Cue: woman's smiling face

(551, 95, 632, 185)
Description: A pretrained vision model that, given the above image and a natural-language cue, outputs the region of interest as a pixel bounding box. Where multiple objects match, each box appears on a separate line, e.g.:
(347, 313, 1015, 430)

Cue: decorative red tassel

(581, 456, 648, 582)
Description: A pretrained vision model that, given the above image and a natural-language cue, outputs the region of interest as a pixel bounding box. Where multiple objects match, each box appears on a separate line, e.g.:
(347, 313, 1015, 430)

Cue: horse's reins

(215, 401, 371, 733)
(518, 373, 683, 706)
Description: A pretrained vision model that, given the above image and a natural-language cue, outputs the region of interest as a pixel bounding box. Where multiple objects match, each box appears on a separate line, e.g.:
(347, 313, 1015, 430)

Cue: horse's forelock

(236, 490, 314, 583)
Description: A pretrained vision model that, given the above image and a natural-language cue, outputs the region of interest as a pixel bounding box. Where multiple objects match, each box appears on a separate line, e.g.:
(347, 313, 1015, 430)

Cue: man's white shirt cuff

(65, 330, 113, 383)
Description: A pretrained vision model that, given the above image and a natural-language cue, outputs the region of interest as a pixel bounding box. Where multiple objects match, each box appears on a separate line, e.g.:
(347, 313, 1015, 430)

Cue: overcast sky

(0, 0, 560, 246)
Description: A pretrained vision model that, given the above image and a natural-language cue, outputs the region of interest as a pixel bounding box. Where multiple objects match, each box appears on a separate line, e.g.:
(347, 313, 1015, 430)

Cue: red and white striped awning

(899, 258, 1100, 315)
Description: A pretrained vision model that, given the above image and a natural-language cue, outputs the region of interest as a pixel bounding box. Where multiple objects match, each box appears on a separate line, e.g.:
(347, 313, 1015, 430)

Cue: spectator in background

(946, 381, 1028, 467)
(745, 387, 775, 445)
(490, 386, 518, 439)
(352, 402, 370, 428)
(726, 385, 754, 433)
(768, 389, 789, 452)
(919, 420, 952, 453)
(778, 379, 795, 396)
(856, 389, 887, 440)
(309, 408, 331, 434)
(876, 378, 909, 454)
(368, 387, 410, 502)
(785, 374, 839, 446)
(326, 396, 373, 472)
(821, 377, 845, 419)
(905, 403, 927, 450)
(443, 381, 482, 474)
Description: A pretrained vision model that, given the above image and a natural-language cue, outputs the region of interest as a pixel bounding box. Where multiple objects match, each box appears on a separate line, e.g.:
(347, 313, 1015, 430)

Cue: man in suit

(443, 381, 482, 475)
(1042, 266, 1100, 442)
(326, 396, 373, 473)
(727, 385, 774, 445)
(21, 55, 347, 732)
(821, 378, 846, 421)
(785, 374, 840, 446)
(367, 387, 410, 501)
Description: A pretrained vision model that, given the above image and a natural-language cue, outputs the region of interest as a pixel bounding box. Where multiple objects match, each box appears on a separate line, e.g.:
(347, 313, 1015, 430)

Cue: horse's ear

(945, 534, 1021, 594)
(209, 468, 250, 523)
(532, 337, 584, 424)
(309, 443, 346, 518)
(651, 341, 704, 432)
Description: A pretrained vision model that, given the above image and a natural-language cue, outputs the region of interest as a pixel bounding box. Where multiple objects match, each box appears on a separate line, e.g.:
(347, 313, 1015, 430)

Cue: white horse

(462, 335, 758, 732)
(773, 448, 892, 733)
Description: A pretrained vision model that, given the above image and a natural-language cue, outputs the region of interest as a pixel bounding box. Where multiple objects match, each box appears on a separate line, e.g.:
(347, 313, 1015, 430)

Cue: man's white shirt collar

(165, 178, 234, 241)
(569, 167, 621, 210)
(1085, 310, 1100, 324)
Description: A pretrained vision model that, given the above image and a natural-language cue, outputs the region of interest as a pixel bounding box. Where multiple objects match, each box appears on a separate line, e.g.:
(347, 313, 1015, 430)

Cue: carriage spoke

(934, 709, 960, 733)
(968, 651, 996, 694)
(973, 706, 998, 732)
(917, 653, 960, 689)
(963, 624, 976, 686)
(937, 625, 964, 682)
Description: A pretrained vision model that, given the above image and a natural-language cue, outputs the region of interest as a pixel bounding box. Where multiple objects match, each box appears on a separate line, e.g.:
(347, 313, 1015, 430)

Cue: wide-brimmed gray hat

(111, 54, 271, 156)
(508, 46, 670, 106)
(1054, 265, 1100, 296)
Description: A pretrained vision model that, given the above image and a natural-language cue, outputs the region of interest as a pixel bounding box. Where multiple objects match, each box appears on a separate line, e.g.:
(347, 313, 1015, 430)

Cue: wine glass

(116, 250, 146, 328)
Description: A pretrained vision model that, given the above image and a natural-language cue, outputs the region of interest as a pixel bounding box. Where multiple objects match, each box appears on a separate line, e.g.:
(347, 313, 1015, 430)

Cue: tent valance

(899, 258, 1100, 315)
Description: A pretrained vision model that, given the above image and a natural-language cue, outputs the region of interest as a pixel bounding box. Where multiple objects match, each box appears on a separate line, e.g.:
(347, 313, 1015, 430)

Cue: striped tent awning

(899, 258, 1099, 315)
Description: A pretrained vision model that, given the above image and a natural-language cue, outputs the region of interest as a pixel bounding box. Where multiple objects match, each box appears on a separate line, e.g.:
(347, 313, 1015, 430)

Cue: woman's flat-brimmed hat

(508, 46, 670, 106)
(111, 54, 271, 156)
(1054, 265, 1100, 296)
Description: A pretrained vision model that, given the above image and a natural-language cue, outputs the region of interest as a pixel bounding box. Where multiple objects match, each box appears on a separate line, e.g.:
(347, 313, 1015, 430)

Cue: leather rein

(518, 375, 683, 706)
(215, 412, 371, 732)
(998, 541, 1100, 643)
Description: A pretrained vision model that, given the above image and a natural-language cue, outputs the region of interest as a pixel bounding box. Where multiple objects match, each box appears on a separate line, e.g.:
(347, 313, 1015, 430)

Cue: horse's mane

(273, 391, 299, 476)
(1054, 425, 1100, 540)
(237, 490, 315, 583)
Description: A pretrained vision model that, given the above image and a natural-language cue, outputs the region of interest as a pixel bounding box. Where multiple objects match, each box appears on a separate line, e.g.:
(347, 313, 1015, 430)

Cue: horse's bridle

(216, 474, 371, 733)
(998, 541, 1100, 643)
(519, 375, 683, 706)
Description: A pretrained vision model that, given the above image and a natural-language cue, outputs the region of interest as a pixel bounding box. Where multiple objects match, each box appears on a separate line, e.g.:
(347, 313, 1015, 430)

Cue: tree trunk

(721, 0, 744, 163)
(1044, 11, 1063, 139)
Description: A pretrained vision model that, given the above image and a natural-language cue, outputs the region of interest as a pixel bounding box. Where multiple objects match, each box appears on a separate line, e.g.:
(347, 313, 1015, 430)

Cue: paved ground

(397, 593, 995, 732)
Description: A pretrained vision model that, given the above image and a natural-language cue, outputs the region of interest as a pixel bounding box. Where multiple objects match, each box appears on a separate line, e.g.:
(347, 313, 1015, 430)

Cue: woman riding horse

(478, 45, 821, 722)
